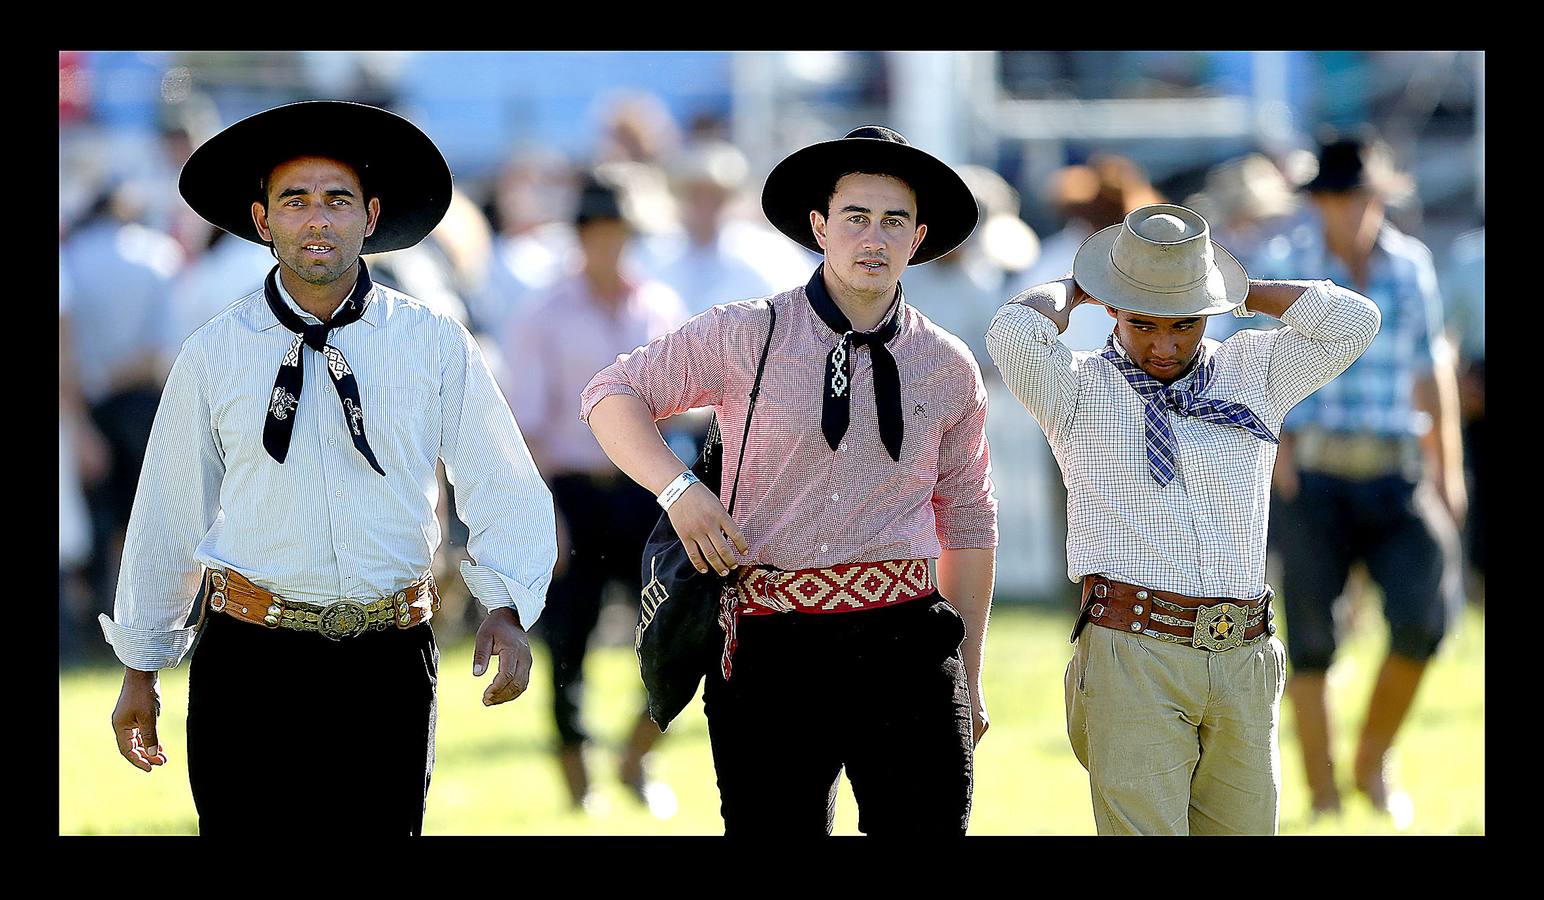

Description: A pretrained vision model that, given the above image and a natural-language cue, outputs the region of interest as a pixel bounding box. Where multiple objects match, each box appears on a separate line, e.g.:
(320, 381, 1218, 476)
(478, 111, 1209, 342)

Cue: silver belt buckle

(319, 600, 369, 640)
(1192, 602, 1247, 652)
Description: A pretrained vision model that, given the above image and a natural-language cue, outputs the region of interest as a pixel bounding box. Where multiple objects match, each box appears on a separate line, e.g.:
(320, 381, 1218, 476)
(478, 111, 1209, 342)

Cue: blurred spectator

(61, 181, 185, 617)
(1272, 134, 1464, 828)
(1007, 154, 1164, 350)
(1442, 225, 1484, 595)
(1191, 152, 1316, 342)
(168, 223, 275, 346)
(641, 141, 787, 316)
(498, 172, 688, 817)
(472, 148, 577, 337)
(60, 259, 109, 662)
(904, 164, 1039, 369)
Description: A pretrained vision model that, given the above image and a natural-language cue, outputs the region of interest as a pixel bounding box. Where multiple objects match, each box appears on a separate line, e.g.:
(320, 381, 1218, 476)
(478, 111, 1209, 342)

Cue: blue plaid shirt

(1210, 215, 1441, 438)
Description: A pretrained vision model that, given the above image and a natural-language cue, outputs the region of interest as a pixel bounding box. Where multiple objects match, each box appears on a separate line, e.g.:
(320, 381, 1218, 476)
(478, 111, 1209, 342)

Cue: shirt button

(839, 442, 847, 452)
(335, 490, 343, 497)
(329, 438, 336, 446)
(338, 543, 347, 550)
(831, 493, 840, 502)
(820, 544, 829, 553)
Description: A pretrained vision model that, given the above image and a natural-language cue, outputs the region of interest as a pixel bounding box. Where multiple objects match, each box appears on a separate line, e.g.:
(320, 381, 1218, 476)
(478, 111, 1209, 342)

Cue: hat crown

(1110, 204, 1216, 291)
(844, 125, 910, 145)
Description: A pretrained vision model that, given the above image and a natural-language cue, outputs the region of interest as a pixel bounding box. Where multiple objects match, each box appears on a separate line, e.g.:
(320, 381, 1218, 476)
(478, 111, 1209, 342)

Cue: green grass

(59, 601, 1483, 835)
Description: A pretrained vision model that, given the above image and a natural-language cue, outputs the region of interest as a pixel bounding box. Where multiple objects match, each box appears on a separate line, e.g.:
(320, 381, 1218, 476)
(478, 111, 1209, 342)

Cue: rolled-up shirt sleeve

(439, 319, 556, 629)
(579, 304, 729, 424)
(98, 342, 224, 671)
(985, 302, 1084, 445)
(1232, 280, 1382, 418)
(933, 356, 998, 549)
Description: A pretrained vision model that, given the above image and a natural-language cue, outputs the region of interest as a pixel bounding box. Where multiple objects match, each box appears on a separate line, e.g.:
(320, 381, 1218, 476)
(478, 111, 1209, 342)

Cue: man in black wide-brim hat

(99, 101, 557, 835)
(582, 126, 999, 835)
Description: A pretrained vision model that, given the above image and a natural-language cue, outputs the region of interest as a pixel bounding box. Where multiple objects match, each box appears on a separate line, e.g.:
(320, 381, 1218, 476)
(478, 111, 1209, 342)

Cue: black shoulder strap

(726, 300, 777, 517)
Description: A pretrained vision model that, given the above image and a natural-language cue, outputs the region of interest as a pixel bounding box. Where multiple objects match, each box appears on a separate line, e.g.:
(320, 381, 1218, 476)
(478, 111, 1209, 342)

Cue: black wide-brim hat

(761, 125, 978, 265)
(178, 100, 452, 254)
(1299, 136, 1411, 197)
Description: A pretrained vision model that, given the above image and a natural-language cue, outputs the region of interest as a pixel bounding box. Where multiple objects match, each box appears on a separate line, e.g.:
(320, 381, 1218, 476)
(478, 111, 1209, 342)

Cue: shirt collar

(803, 264, 904, 338)
(257, 262, 381, 331)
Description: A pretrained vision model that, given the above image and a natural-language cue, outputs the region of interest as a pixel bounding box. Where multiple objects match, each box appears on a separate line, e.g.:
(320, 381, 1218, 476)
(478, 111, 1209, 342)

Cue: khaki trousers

(1065, 624, 1286, 835)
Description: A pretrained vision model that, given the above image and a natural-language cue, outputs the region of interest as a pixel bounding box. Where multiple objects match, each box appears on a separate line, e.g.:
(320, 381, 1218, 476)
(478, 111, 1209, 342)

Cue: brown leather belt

(204, 567, 440, 640)
(1072, 575, 1275, 652)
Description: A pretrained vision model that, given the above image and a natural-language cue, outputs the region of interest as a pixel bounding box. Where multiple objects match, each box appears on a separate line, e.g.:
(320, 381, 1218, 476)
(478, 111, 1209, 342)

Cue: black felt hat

(761, 125, 978, 265)
(1300, 135, 1411, 197)
(178, 100, 452, 254)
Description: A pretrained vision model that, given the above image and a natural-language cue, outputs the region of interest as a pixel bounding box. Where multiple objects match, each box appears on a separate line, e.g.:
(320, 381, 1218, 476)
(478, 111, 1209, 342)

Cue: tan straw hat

(1072, 203, 1248, 317)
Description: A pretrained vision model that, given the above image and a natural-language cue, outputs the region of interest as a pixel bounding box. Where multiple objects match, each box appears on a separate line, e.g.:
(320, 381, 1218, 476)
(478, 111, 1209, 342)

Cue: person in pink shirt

(582, 127, 998, 835)
(501, 171, 688, 816)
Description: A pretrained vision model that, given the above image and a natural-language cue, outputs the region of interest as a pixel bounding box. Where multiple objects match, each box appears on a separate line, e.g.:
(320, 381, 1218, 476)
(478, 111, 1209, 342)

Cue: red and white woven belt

(737, 559, 934, 616)
(717, 560, 935, 680)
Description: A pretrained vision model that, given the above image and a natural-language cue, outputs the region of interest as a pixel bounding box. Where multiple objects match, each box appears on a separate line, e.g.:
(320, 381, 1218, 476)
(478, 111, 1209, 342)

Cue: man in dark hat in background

(100, 101, 557, 835)
(987, 203, 1380, 834)
(581, 126, 999, 835)
(499, 169, 688, 816)
(1270, 134, 1465, 827)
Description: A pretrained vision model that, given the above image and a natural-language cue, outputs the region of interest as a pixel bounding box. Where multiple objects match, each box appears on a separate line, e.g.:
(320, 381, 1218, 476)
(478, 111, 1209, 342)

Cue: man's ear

(907, 222, 928, 261)
(364, 197, 381, 238)
(1106, 305, 1119, 320)
(251, 201, 272, 242)
(809, 210, 828, 251)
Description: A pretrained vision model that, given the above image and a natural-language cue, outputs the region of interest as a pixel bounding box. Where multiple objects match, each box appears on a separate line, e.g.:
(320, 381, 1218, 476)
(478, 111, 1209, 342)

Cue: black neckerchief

(261, 261, 386, 476)
(805, 265, 904, 462)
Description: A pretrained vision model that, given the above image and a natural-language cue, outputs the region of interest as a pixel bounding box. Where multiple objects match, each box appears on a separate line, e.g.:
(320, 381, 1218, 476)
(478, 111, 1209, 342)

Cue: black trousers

(186, 610, 439, 836)
(702, 594, 974, 836)
(537, 472, 658, 747)
(1272, 472, 1461, 671)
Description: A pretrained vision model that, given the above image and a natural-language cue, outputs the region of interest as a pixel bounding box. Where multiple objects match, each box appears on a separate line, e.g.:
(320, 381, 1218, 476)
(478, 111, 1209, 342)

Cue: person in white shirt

(100, 101, 556, 836)
(986, 204, 1380, 835)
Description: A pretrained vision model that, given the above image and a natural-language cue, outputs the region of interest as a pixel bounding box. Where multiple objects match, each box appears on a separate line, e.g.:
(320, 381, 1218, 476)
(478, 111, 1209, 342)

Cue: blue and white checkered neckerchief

(1099, 335, 1279, 487)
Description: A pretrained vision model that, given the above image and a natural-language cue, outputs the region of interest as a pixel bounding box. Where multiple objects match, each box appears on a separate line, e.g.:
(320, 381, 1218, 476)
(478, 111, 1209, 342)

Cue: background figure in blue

(1441, 224, 1484, 601)
(1271, 135, 1465, 827)
(60, 181, 185, 627)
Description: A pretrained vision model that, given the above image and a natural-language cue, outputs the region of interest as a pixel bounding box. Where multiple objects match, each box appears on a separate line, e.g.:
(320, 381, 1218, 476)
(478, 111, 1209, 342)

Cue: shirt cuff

(578, 381, 645, 425)
(97, 614, 199, 672)
(459, 559, 546, 630)
(1277, 280, 1335, 335)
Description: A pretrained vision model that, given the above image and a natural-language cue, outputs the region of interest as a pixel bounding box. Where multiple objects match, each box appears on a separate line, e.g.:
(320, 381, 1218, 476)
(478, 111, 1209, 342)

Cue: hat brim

(761, 137, 978, 265)
(1072, 223, 1250, 317)
(178, 101, 452, 254)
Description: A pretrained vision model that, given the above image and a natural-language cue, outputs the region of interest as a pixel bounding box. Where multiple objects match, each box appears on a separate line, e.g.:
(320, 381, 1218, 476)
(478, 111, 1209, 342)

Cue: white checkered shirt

(99, 276, 557, 672)
(580, 281, 998, 570)
(985, 281, 1380, 598)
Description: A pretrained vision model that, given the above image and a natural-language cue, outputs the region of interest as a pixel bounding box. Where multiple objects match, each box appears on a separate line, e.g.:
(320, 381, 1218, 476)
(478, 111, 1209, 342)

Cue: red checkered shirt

(580, 281, 998, 570)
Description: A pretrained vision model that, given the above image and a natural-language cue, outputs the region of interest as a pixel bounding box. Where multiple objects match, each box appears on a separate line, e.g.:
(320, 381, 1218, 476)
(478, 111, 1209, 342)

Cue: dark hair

(822, 169, 920, 222)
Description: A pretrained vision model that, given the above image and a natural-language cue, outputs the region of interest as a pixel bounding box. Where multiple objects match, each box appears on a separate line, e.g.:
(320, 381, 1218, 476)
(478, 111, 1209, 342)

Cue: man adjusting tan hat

(1072, 203, 1250, 318)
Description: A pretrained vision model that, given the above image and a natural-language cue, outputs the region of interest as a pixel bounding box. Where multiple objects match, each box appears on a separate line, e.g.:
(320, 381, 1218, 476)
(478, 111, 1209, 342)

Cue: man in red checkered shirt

(582, 126, 998, 835)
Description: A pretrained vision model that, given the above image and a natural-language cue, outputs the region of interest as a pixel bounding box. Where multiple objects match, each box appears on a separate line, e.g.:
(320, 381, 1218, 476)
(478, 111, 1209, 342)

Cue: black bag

(636, 301, 776, 730)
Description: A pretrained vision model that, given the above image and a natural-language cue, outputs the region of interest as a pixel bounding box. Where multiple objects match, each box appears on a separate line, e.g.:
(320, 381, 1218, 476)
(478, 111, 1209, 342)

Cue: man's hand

(666, 482, 749, 577)
(111, 667, 166, 772)
(472, 607, 533, 706)
(1433, 468, 1469, 525)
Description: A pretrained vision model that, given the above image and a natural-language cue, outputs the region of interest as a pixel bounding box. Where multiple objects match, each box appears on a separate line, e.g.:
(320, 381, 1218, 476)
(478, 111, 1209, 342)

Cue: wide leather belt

(1073, 575, 1274, 652)
(736, 559, 934, 616)
(204, 567, 440, 640)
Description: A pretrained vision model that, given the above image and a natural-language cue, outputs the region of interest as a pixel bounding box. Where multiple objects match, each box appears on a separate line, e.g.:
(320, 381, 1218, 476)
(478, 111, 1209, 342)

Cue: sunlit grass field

(60, 600, 1482, 835)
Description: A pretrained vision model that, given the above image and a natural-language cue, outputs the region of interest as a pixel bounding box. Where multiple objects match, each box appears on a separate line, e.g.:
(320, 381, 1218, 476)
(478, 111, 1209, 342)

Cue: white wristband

(657, 470, 701, 511)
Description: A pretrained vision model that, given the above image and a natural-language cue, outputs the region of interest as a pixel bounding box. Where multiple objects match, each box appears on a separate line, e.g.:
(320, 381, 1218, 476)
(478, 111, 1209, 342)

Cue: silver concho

(342, 397, 364, 435)
(270, 387, 299, 421)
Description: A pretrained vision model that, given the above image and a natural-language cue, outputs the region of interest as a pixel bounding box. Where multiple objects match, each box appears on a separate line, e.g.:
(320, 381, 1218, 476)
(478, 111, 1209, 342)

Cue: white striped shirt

(98, 269, 557, 671)
(985, 282, 1380, 599)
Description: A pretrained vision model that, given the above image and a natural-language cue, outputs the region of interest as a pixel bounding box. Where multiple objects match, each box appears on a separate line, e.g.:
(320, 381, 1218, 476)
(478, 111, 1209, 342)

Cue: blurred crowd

(59, 94, 1485, 666)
